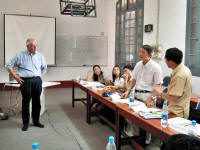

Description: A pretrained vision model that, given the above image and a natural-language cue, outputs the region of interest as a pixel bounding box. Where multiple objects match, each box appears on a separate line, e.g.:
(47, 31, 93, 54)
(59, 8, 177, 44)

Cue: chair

(156, 76, 171, 108)
(162, 76, 171, 87)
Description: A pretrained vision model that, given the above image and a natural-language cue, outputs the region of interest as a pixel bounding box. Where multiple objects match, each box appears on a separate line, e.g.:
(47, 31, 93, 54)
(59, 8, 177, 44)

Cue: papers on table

(131, 104, 162, 119)
(110, 93, 121, 100)
(79, 80, 104, 90)
(168, 117, 200, 136)
(112, 98, 162, 119)
(139, 112, 162, 119)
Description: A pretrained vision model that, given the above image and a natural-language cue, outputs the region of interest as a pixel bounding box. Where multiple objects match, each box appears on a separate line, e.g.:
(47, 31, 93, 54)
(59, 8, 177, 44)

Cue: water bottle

(32, 142, 39, 150)
(129, 89, 134, 108)
(161, 101, 168, 128)
(188, 120, 198, 137)
(106, 136, 116, 150)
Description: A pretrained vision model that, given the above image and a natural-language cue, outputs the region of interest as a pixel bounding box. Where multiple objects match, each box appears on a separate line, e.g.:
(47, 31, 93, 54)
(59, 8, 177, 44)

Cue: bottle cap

(108, 136, 114, 143)
(163, 101, 168, 106)
(32, 142, 39, 149)
(192, 120, 197, 126)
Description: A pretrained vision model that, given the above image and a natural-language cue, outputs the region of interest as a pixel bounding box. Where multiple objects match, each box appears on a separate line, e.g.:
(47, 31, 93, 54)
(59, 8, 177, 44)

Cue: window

(185, 0, 200, 76)
(115, 0, 144, 68)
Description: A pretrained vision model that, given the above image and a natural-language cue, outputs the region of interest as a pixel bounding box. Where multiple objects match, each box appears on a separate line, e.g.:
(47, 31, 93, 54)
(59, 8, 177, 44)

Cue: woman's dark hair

(142, 45, 153, 55)
(112, 65, 121, 82)
(92, 65, 103, 81)
(165, 48, 183, 65)
(123, 65, 134, 71)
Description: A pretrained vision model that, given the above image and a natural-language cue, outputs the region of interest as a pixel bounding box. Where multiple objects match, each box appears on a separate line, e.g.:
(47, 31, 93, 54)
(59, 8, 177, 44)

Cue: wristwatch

(151, 96, 156, 100)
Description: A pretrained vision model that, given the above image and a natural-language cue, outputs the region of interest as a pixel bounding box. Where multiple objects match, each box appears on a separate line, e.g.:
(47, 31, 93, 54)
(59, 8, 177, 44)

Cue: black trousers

(20, 76, 42, 125)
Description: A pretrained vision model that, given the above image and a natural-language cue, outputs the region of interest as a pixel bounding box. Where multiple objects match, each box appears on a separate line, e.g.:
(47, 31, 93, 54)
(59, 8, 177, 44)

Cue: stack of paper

(79, 80, 104, 90)
(131, 104, 161, 113)
(168, 117, 200, 136)
(139, 112, 162, 119)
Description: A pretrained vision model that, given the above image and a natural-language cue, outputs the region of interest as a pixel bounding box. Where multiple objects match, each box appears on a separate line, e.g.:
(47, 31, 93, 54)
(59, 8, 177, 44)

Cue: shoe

(33, 122, 44, 128)
(22, 124, 28, 131)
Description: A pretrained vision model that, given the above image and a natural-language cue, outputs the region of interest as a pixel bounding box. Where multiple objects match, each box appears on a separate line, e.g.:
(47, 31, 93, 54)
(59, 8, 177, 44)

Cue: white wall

(1, 0, 200, 94)
(143, 0, 200, 94)
(143, 0, 158, 46)
(143, 0, 187, 77)
(0, 0, 116, 82)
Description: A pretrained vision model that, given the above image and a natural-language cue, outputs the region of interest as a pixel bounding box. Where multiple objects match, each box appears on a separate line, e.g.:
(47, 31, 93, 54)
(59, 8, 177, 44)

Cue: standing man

(122, 45, 163, 104)
(154, 48, 192, 119)
(6, 38, 47, 131)
(122, 45, 163, 144)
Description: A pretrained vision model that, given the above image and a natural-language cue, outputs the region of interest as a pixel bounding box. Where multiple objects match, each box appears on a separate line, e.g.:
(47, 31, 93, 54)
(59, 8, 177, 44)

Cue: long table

(115, 103, 178, 150)
(72, 80, 118, 128)
(71, 80, 199, 150)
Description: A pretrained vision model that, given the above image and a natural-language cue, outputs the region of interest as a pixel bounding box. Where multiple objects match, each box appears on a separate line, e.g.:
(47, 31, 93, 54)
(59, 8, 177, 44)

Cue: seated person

(161, 134, 200, 150)
(87, 64, 109, 85)
(105, 65, 124, 90)
(122, 65, 134, 91)
(87, 65, 108, 119)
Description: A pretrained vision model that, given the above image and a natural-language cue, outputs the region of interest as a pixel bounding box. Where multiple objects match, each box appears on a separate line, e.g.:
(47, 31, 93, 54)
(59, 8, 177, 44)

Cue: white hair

(26, 38, 36, 46)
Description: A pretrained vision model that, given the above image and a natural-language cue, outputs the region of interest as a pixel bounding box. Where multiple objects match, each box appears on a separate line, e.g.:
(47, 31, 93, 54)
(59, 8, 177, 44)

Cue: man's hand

(121, 91, 129, 98)
(104, 86, 111, 90)
(122, 74, 128, 81)
(145, 98, 153, 107)
(153, 85, 162, 96)
(15, 76, 24, 84)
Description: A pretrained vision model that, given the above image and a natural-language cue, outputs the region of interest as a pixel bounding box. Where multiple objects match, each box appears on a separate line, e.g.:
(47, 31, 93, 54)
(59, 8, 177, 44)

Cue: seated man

(122, 65, 134, 91)
(161, 134, 200, 150)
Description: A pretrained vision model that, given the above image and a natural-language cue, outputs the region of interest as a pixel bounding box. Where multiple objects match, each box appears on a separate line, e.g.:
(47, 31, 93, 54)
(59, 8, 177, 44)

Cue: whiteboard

(56, 35, 108, 66)
(4, 14, 56, 65)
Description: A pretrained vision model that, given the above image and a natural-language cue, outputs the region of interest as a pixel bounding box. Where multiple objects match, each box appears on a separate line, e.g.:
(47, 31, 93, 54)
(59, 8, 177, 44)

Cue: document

(168, 117, 200, 136)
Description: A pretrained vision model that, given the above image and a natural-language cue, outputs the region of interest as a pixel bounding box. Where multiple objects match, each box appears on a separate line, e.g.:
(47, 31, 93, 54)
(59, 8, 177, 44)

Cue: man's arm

(5, 54, 23, 84)
(7, 68, 24, 84)
(121, 79, 136, 98)
(153, 85, 181, 102)
(41, 55, 47, 75)
(145, 84, 162, 107)
(160, 92, 180, 102)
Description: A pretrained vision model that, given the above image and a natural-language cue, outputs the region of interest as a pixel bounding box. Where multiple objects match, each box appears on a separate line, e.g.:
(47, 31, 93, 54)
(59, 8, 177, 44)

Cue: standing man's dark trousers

(20, 76, 42, 125)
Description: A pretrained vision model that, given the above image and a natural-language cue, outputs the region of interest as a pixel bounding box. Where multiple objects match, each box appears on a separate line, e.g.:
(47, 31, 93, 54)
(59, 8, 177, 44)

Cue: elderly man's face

(27, 41, 37, 54)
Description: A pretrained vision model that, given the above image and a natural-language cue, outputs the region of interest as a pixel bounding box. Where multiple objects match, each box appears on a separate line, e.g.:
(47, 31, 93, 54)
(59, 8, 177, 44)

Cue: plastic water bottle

(188, 120, 198, 137)
(161, 101, 168, 128)
(129, 89, 134, 108)
(32, 142, 39, 150)
(106, 136, 116, 150)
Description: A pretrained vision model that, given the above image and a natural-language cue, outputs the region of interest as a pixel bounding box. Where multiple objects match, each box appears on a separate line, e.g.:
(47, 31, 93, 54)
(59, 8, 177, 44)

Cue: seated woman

(105, 65, 124, 90)
(87, 64, 109, 85)
(87, 65, 108, 113)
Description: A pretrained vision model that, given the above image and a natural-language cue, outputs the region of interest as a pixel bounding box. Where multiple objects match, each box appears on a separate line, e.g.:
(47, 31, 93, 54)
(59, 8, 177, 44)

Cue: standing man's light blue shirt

(6, 50, 47, 78)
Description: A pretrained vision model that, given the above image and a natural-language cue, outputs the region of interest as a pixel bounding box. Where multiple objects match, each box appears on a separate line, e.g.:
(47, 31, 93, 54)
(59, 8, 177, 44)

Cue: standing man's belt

(135, 89, 151, 93)
(21, 76, 39, 80)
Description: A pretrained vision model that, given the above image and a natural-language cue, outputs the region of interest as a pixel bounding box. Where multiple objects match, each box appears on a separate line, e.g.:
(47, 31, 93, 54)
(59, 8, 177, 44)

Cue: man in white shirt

(122, 45, 163, 144)
(122, 45, 163, 104)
